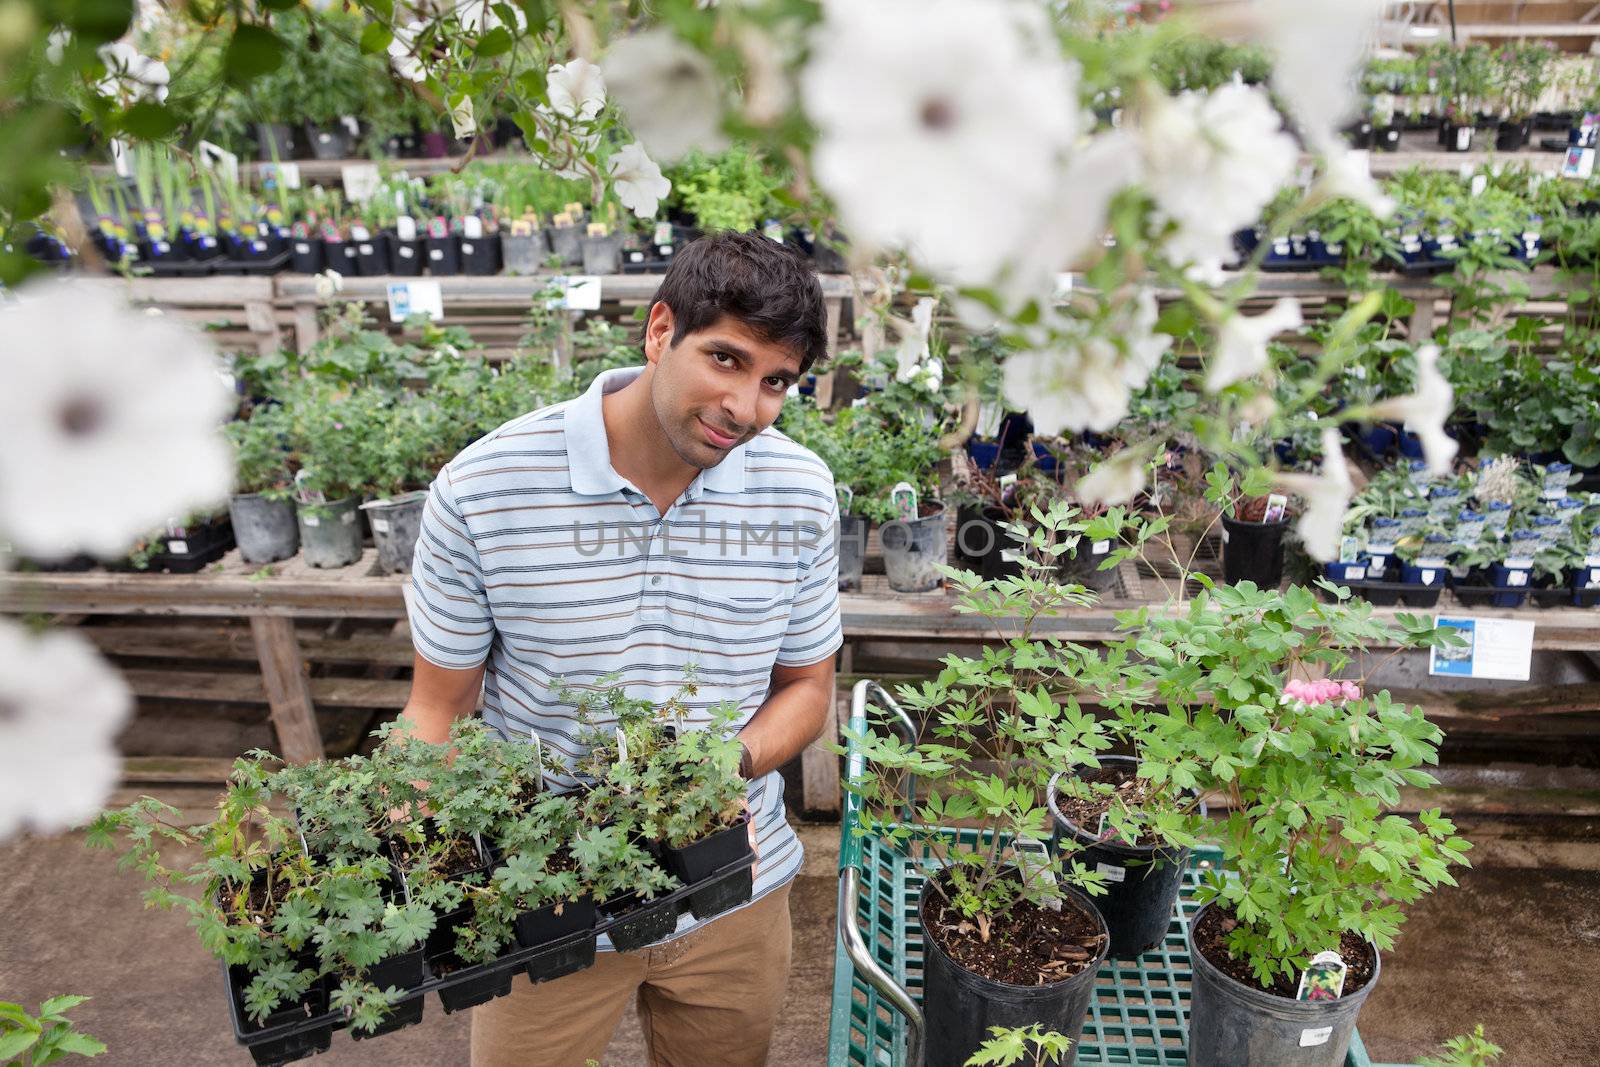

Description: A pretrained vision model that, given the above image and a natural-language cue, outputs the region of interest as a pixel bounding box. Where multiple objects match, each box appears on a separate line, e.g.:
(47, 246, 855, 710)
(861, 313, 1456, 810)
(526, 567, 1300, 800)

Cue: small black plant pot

(1376, 125, 1401, 152)
(1058, 534, 1117, 593)
(324, 239, 360, 277)
(954, 504, 1022, 582)
(353, 234, 390, 276)
(460, 233, 502, 275)
(426, 235, 462, 275)
(603, 892, 680, 952)
(513, 894, 597, 950)
(254, 122, 297, 162)
(1220, 515, 1288, 589)
(685, 863, 754, 922)
(385, 232, 425, 276)
(289, 238, 324, 273)
(1046, 762, 1198, 959)
(1186, 903, 1379, 1067)
(349, 988, 424, 1040)
(434, 956, 519, 1014)
(917, 874, 1109, 1067)
(662, 815, 754, 886)
(1441, 120, 1475, 152)
(150, 516, 235, 573)
(225, 962, 333, 1066)
(1495, 119, 1531, 152)
(303, 121, 356, 160)
(525, 932, 599, 984)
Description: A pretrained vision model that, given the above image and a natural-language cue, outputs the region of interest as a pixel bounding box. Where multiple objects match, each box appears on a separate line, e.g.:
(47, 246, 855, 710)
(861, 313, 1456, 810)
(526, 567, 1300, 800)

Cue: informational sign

(387, 280, 444, 324)
(1428, 617, 1535, 681)
(341, 162, 382, 203)
(1562, 146, 1596, 180)
(558, 275, 603, 311)
(262, 161, 301, 190)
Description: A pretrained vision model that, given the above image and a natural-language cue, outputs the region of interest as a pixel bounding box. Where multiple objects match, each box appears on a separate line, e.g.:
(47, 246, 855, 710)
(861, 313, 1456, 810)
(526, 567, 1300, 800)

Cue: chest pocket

(683, 567, 797, 671)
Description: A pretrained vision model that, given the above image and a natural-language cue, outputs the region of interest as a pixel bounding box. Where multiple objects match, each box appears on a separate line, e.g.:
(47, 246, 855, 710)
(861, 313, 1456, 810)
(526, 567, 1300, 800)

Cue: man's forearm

(736, 674, 834, 779)
(397, 699, 466, 745)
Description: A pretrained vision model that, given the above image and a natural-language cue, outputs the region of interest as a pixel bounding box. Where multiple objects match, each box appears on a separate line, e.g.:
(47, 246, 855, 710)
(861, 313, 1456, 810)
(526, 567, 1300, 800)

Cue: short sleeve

(407, 469, 495, 669)
(776, 492, 844, 667)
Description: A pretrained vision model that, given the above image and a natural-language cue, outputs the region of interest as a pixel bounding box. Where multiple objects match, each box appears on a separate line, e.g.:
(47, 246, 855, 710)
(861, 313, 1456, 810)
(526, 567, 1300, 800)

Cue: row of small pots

(922, 758, 1368, 1067)
(230, 492, 427, 574)
(1325, 557, 1600, 609)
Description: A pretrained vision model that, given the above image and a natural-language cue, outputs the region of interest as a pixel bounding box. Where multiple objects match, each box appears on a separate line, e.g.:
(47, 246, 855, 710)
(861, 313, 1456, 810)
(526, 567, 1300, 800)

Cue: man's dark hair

(645, 231, 829, 374)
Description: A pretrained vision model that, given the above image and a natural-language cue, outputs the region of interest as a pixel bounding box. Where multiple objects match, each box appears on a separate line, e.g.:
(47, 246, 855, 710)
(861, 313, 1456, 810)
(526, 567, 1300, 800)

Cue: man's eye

(765, 378, 787, 391)
(711, 351, 735, 366)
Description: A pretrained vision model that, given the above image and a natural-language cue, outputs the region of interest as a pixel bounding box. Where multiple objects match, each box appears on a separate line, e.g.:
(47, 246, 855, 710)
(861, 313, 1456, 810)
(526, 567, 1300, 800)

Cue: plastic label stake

(1296, 951, 1348, 1002)
(890, 481, 919, 521)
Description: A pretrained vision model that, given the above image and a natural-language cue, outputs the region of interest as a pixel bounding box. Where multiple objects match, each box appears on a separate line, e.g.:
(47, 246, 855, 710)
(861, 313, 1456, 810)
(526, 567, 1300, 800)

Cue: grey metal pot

(501, 231, 550, 275)
(297, 497, 365, 568)
(229, 493, 299, 564)
(878, 502, 948, 593)
(548, 223, 583, 266)
(581, 232, 624, 275)
(361, 491, 428, 574)
(837, 514, 868, 591)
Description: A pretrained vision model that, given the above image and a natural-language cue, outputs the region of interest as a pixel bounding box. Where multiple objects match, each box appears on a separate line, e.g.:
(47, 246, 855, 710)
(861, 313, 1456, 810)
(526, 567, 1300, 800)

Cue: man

(400, 231, 842, 1067)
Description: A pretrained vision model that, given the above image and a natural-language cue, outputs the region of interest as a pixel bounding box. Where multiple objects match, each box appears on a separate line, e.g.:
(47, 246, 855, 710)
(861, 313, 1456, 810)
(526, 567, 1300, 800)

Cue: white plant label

(341, 162, 381, 203)
(303, 515, 320, 527)
(341, 510, 357, 525)
(1095, 862, 1126, 884)
(1299, 1027, 1334, 1048)
(1014, 836, 1060, 910)
(372, 518, 391, 533)
(1092, 540, 1111, 554)
(167, 540, 188, 554)
(615, 727, 628, 766)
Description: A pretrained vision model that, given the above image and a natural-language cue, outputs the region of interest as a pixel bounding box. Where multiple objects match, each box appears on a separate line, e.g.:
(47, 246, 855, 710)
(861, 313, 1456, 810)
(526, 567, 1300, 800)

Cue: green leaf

(52, 1031, 107, 1057)
(474, 27, 514, 57)
(38, 996, 91, 1019)
(0, 1030, 41, 1059)
(359, 22, 394, 55)
(223, 25, 287, 86)
(116, 102, 181, 139)
(53, 0, 134, 43)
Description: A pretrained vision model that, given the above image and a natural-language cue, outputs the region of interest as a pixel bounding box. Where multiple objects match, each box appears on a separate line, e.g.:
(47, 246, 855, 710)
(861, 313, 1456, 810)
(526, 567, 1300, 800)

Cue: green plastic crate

(826, 680, 1416, 1067)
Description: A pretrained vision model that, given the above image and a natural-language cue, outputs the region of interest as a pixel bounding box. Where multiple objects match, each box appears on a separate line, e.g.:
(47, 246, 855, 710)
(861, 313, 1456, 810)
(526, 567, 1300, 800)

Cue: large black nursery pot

(955, 503, 1023, 582)
(1221, 515, 1288, 588)
(1046, 760, 1199, 959)
(1186, 903, 1380, 1067)
(918, 874, 1110, 1067)
(1495, 119, 1531, 152)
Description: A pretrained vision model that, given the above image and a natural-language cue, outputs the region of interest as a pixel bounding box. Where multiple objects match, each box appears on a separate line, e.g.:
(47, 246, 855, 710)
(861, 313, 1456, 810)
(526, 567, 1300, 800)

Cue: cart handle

(836, 678, 923, 1067)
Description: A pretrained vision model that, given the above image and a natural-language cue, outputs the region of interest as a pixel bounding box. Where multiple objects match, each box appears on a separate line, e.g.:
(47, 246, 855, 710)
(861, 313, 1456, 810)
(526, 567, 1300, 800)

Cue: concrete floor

(1, 809, 1594, 1066)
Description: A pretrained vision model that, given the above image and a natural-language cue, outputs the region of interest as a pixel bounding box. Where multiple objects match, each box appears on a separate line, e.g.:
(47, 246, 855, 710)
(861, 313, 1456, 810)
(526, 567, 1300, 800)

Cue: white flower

(892, 298, 937, 383)
(547, 57, 606, 122)
(1254, 0, 1386, 155)
(1002, 289, 1169, 434)
(388, 22, 429, 82)
(0, 278, 235, 560)
(456, 0, 526, 33)
(95, 40, 169, 103)
(1205, 298, 1302, 394)
(607, 142, 671, 218)
(313, 269, 343, 301)
(602, 28, 728, 163)
(981, 129, 1142, 319)
(1369, 344, 1457, 476)
(1309, 149, 1395, 219)
(1276, 429, 1354, 562)
(800, 0, 1080, 289)
(450, 94, 476, 139)
(1140, 84, 1297, 278)
(46, 29, 70, 65)
(920, 356, 944, 393)
(0, 618, 132, 841)
(1077, 450, 1147, 507)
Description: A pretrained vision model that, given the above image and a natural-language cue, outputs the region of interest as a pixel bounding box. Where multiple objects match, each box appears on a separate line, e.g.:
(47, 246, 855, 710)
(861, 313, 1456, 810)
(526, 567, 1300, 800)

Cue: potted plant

(1490, 42, 1555, 152)
(1157, 582, 1471, 1067)
(844, 506, 1120, 1067)
(355, 393, 452, 573)
(1207, 464, 1289, 589)
(1395, 533, 1453, 607)
(226, 403, 300, 564)
(284, 380, 381, 568)
(148, 507, 237, 573)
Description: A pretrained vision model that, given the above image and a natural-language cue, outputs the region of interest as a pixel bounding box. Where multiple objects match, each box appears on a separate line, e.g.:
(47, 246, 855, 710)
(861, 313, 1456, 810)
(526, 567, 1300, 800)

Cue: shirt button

(650, 575, 663, 586)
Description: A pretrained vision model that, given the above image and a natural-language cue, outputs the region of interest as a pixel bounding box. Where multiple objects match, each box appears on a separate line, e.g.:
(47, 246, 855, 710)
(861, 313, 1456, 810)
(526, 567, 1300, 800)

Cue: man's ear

(643, 301, 676, 367)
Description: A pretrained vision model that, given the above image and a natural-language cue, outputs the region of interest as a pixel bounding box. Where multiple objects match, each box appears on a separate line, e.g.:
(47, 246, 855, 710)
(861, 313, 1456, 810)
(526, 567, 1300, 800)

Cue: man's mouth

(699, 419, 741, 449)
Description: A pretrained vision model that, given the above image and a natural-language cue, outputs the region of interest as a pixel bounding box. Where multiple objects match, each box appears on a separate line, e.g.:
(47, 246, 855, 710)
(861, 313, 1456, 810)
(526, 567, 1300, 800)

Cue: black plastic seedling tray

(224, 850, 756, 1065)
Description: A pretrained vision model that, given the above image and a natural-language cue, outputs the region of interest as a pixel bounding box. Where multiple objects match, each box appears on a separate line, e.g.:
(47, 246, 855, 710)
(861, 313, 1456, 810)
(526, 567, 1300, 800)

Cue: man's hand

(740, 797, 759, 878)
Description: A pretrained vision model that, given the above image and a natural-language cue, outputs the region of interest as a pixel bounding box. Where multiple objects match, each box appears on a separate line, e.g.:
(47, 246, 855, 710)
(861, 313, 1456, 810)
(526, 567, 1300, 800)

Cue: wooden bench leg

(250, 615, 325, 763)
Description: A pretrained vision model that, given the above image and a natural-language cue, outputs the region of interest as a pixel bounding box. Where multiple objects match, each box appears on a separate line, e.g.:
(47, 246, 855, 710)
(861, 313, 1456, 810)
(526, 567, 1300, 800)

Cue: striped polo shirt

(405, 365, 843, 943)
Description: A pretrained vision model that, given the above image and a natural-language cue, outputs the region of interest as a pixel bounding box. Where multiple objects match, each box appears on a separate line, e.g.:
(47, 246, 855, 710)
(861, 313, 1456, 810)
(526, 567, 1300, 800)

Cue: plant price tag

(387, 281, 444, 324)
(341, 163, 382, 203)
(1296, 950, 1347, 1002)
(1012, 836, 1060, 911)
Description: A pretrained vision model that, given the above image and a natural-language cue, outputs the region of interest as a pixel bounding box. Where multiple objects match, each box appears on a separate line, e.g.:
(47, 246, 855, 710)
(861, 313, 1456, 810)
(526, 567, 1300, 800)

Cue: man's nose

(722, 382, 760, 431)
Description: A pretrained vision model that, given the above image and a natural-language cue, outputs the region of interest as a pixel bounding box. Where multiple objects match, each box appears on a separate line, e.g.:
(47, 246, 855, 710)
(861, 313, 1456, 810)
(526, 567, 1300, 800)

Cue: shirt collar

(564, 365, 749, 498)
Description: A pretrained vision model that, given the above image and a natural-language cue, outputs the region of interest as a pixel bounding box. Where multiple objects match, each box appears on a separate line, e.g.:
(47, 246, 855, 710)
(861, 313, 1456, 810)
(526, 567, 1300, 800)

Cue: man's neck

(601, 372, 698, 512)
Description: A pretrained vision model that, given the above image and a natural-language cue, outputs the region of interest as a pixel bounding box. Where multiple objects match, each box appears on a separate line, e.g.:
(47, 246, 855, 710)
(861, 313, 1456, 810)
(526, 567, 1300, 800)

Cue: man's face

(644, 304, 804, 471)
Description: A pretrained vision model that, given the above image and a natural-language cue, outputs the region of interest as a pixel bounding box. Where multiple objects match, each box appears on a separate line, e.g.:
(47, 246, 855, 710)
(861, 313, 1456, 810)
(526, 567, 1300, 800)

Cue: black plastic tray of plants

(223, 850, 755, 1065)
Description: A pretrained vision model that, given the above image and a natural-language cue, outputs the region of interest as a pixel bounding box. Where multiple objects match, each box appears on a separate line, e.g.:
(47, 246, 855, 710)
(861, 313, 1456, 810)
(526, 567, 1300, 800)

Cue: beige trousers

(469, 882, 793, 1067)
